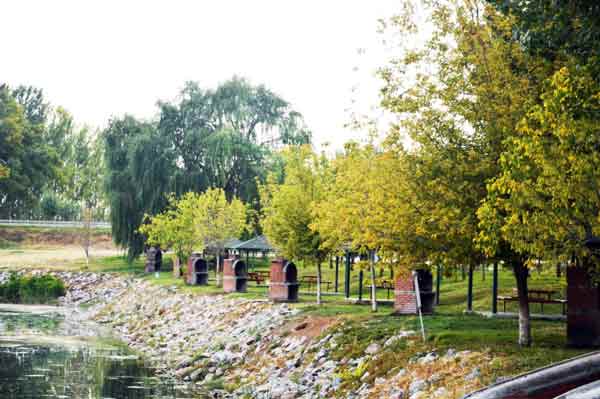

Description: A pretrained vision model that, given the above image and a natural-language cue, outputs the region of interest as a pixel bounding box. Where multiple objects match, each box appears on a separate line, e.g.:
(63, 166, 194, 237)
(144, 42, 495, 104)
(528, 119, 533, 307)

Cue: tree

(261, 146, 329, 304)
(0, 85, 24, 183)
(378, 0, 551, 345)
(0, 84, 59, 218)
(104, 77, 311, 261)
(157, 77, 311, 201)
(486, 0, 600, 63)
(479, 64, 600, 280)
(103, 116, 173, 261)
(193, 188, 247, 286)
(139, 193, 199, 273)
(139, 188, 247, 282)
(312, 142, 416, 311)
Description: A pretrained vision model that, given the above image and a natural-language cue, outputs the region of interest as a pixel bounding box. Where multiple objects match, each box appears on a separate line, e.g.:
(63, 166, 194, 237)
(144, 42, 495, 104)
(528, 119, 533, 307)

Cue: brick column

(394, 274, 417, 314)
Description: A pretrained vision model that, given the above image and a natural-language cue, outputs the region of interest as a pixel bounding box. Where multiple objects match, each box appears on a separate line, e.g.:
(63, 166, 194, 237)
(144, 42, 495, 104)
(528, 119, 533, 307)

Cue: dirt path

(0, 246, 121, 269)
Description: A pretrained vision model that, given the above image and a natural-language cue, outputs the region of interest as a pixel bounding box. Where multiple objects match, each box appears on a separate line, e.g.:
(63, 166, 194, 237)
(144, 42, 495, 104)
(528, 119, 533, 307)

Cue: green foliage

(0, 273, 66, 304)
(139, 188, 247, 263)
(0, 84, 59, 218)
(261, 146, 328, 264)
(0, 84, 107, 220)
(105, 77, 311, 261)
(479, 64, 600, 265)
(104, 116, 172, 261)
(486, 0, 600, 63)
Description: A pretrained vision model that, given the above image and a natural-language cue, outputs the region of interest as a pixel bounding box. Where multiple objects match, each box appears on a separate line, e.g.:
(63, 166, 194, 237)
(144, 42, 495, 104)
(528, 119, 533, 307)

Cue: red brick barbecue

(269, 258, 299, 302)
(394, 269, 435, 315)
(187, 254, 208, 285)
(223, 257, 248, 293)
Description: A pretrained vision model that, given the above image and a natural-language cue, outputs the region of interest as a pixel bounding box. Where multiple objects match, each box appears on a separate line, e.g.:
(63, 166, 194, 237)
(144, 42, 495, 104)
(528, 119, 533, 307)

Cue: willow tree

(103, 116, 174, 261)
(104, 78, 311, 261)
(261, 145, 329, 304)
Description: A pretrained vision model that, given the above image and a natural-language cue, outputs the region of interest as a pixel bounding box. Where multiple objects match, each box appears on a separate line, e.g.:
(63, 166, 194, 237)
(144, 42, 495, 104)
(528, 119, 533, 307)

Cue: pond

(0, 304, 204, 399)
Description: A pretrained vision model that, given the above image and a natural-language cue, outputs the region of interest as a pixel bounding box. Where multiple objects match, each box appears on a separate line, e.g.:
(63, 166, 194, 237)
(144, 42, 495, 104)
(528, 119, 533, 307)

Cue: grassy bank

(5, 250, 590, 388)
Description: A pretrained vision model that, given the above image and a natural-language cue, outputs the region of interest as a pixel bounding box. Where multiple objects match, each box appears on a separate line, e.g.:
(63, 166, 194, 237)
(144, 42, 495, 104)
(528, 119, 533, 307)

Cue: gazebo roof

(223, 238, 244, 249)
(232, 235, 274, 252)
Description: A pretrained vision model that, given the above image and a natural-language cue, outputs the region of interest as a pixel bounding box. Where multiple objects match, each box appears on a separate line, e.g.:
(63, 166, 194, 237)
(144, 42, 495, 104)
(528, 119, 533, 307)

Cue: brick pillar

(269, 258, 286, 301)
(567, 266, 600, 347)
(223, 257, 247, 293)
(269, 258, 298, 302)
(394, 274, 417, 314)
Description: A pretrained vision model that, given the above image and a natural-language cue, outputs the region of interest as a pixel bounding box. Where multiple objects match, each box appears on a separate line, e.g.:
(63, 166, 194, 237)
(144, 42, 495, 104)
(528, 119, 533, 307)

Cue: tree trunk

(216, 253, 221, 287)
(467, 264, 474, 312)
(316, 262, 322, 305)
(514, 261, 532, 347)
(369, 251, 377, 312)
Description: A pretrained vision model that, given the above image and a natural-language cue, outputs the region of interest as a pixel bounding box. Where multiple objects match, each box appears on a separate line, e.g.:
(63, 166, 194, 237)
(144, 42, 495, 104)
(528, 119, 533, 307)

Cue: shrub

(0, 273, 66, 304)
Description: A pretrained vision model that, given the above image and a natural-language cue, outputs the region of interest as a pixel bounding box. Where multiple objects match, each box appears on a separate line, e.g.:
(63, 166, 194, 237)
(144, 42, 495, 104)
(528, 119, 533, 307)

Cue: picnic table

(375, 279, 395, 299)
(498, 288, 567, 314)
(301, 275, 332, 291)
(247, 271, 270, 285)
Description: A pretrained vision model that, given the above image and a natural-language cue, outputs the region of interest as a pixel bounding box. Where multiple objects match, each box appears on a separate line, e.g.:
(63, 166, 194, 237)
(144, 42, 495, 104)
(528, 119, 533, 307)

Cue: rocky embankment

(0, 270, 492, 398)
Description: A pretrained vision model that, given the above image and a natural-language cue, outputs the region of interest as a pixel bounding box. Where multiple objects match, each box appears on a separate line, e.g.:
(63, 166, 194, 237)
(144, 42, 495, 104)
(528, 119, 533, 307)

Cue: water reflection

(0, 308, 204, 399)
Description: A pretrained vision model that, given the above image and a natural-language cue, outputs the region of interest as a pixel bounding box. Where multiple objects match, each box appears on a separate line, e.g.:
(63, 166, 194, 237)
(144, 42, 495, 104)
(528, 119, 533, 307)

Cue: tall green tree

(486, 0, 600, 63)
(261, 146, 329, 304)
(157, 77, 311, 201)
(104, 116, 173, 261)
(105, 77, 311, 261)
(379, 0, 552, 345)
(0, 85, 59, 218)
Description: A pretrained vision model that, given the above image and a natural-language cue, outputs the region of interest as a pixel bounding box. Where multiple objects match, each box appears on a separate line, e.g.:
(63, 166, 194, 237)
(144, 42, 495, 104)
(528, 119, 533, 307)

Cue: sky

(1, 1, 399, 150)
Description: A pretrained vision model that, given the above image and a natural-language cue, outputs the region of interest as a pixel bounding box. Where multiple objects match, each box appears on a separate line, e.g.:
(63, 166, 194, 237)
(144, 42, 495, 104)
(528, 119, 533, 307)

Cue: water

(0, 305, 203, 399)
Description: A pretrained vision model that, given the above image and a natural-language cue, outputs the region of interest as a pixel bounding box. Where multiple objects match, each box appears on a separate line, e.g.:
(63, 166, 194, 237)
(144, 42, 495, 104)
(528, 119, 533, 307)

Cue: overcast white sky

(1, 1, 398, 150)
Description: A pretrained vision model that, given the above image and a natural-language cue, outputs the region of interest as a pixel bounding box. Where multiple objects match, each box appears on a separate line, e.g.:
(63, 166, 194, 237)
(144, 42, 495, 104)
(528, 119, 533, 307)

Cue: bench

(248, 271, 269, 286)
(301, 275, 332, 291)
(498, 288, 567, 314)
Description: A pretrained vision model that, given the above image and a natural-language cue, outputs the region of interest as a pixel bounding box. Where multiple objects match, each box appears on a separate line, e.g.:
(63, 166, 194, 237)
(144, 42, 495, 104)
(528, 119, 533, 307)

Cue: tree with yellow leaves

(312, 142, 420, 311)
(378, 0, 551, 345)
(139, 193, 204, 275)
(139, 189, 247, 283)
(261, 145, 330, 304)
(196, 188, 247, 287)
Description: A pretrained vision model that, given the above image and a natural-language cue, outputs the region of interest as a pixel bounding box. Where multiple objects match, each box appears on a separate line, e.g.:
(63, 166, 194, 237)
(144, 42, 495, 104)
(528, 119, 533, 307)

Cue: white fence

(0, 219, 111, 229)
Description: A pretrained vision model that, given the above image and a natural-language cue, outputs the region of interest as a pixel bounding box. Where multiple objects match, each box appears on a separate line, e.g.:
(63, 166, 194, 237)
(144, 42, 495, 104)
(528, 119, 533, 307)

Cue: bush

(0, 273, 66, 304)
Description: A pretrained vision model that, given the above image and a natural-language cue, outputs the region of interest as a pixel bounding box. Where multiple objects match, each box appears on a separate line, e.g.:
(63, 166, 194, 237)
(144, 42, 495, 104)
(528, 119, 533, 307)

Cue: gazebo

(229, 235, 274, 269)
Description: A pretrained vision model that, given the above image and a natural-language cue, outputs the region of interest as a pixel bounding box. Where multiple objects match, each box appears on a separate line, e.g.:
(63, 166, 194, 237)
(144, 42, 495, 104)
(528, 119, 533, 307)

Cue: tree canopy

(261, 145, 328, 304)
(105, 77, 311, 260)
